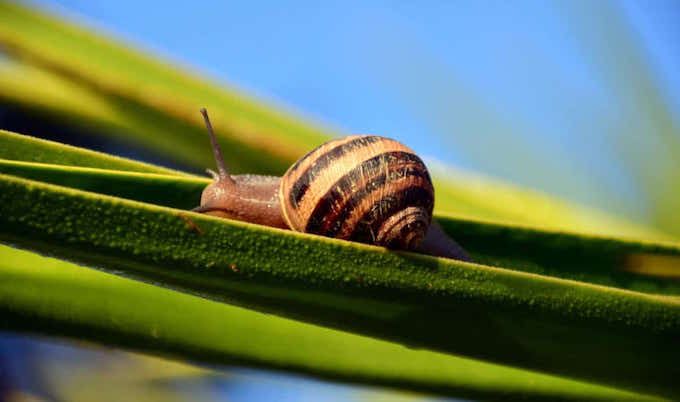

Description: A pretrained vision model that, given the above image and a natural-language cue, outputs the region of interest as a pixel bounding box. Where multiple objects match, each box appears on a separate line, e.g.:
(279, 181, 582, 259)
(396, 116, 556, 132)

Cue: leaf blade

(0, 129, 184, 174)
(2, 156, 679, 296)
(0, 172, 678, 398)
(1, 244, 661, 402)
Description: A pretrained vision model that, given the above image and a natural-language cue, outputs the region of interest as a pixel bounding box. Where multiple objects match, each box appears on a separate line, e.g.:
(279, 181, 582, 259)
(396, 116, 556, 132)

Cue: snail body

(195, 109, 469, 261)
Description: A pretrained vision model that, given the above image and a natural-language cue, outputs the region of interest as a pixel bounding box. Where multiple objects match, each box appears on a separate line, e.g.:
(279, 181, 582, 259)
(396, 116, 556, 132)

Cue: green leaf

(0, 167, 678, 399)
(0, 129, 185, 174)
(0, 1, 328, 172)
(0, 158, 204, 210)
(2, 244, 662, 402)
(0, 62, 291, 174)
(0, 137, 678, 295)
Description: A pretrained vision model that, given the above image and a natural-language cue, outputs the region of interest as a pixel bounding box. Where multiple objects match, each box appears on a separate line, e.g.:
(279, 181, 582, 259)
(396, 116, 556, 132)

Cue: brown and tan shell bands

(280, 135, 434, 249)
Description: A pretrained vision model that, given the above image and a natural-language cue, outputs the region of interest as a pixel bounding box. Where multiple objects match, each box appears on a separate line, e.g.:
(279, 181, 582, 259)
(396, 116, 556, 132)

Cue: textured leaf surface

(0, 170, 678, 399)
(2, 245, 662, 402)
(0, 134, 678, 296)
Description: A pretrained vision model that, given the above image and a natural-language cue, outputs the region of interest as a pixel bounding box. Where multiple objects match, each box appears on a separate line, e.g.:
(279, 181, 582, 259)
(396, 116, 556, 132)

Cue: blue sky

(25, 1, 680, 224)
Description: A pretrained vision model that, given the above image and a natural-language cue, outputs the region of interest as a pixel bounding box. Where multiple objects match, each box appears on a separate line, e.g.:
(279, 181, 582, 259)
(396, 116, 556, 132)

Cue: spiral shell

(280, 135, 434, 250)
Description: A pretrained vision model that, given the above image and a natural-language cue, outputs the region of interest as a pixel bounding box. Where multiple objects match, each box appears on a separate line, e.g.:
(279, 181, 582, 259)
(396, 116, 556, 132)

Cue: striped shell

(280, 135, 434, 250)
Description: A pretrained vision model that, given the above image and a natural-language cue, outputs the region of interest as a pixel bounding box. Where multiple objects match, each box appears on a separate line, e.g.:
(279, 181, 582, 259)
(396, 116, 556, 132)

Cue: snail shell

(279, 135, 434, 250)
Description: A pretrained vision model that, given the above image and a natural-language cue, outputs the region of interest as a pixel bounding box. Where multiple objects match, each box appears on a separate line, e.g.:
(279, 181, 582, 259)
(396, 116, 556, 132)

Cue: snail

(193, 108, 470, 261)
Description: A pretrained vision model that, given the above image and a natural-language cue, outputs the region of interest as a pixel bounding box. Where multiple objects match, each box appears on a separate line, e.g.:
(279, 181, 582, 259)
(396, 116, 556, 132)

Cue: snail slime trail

(193, 108, 471, 262)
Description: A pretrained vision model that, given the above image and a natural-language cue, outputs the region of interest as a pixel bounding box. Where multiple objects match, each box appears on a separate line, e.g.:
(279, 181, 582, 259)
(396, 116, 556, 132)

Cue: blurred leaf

(0, 245, 665, 402)
(560, 0, 680, 234)
(33, 343, 219, 402)
(0, 63, 669, 242)
(430, 168, 673, 242)
(0, 60, 290, 174)
(0, 1, 330, 173)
